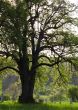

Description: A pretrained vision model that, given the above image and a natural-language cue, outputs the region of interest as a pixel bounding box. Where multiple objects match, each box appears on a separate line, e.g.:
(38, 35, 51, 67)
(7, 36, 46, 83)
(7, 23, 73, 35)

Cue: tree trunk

(18, 71, 36, 103)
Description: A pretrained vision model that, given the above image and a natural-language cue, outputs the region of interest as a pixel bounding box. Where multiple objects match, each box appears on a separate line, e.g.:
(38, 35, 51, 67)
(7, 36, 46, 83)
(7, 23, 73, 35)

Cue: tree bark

(18, 70, 36, 103)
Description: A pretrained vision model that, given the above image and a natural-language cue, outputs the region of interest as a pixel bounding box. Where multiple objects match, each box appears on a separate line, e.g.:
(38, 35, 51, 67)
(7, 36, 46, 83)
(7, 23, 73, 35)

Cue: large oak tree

(0, 0, 78, 103)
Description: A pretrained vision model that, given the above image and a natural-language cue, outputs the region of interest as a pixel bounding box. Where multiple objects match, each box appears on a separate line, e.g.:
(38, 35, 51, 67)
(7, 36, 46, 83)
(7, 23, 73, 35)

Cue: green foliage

(0, 57, 16, 68)
(68, 86, 78, 102)
(0, 57, 17, 76)
(34, 61, 71, 102)
(0, 80, 2, 95)
(2, 95, 11, 101)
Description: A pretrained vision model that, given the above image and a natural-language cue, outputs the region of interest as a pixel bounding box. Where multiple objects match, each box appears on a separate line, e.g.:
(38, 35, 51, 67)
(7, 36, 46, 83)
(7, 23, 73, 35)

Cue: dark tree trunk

(17, 55, 37, 103)
(18, 70, 36, 103)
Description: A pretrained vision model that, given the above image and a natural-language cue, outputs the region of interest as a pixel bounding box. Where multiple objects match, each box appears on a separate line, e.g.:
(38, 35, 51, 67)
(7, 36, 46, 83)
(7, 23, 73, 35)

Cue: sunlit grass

(0, 101, 78, 110)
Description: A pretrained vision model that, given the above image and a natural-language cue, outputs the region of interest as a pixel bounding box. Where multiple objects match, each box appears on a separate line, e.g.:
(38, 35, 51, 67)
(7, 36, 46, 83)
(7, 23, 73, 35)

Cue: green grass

(0, 101, 78, 110)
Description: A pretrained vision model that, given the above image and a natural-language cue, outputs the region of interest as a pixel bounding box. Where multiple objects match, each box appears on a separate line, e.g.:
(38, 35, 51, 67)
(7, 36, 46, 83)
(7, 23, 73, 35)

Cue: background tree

(0, 0, 78, 103)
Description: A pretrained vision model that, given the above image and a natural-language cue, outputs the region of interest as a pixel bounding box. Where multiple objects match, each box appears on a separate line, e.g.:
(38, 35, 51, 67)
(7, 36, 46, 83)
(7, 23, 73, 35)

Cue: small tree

(0, 0, 78, 103)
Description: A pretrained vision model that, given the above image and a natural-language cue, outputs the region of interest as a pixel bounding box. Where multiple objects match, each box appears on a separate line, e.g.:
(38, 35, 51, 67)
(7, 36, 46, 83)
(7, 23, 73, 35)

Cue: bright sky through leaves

(68, 0, 78, 4)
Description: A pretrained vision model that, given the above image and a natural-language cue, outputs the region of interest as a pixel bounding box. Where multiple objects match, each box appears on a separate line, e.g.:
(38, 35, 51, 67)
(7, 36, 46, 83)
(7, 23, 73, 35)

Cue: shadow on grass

(0, 101, 78, 110)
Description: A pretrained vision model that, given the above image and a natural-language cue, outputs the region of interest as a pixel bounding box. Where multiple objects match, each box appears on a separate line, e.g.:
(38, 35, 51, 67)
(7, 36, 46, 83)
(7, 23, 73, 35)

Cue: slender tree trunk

(18, 70, 36, 103)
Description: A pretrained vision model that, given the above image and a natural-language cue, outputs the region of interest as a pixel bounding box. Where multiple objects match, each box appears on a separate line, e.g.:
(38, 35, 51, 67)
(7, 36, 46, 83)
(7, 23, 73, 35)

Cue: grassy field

(0, 101, 78, 110)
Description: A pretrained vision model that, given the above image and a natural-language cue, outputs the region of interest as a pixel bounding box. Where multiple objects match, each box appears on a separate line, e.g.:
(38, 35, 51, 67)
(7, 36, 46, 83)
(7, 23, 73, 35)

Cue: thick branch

(38, 55, 53, 63)
(0, 66, 19, 73)
(35, 59, 62, 69)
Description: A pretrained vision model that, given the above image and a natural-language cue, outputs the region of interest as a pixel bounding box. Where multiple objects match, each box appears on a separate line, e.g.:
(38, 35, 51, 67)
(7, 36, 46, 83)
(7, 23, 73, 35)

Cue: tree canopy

(0, 0, 78, 103)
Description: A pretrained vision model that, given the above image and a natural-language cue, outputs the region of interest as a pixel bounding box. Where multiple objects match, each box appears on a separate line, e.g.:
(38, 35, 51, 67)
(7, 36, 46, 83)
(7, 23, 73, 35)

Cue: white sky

(8, 0, 78, 5)
(68, 0, 78, 4)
